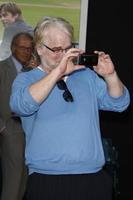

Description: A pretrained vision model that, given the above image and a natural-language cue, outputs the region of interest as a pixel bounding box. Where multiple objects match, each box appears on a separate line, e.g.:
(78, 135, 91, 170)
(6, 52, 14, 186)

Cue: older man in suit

(0, 2, 33, 60)
(0, 32, 35, 200)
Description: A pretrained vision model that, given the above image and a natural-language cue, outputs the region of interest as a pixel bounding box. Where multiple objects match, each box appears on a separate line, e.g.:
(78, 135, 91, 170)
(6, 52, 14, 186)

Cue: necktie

(21, 65, 33, 72)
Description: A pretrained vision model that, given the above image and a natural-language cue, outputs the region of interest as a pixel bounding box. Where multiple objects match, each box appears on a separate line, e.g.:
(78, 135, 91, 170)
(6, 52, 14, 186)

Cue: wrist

(104, 71, 117, 81)
(52, 67, 65, 81)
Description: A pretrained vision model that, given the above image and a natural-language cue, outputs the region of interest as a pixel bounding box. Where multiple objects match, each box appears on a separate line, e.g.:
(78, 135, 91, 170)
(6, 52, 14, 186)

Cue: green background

(0, 0, 81, 41)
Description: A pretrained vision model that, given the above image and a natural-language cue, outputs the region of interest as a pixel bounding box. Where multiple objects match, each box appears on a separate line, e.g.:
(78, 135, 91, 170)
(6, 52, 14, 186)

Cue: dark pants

(25, 169, 112, 200)
(0, 132, 27, 200)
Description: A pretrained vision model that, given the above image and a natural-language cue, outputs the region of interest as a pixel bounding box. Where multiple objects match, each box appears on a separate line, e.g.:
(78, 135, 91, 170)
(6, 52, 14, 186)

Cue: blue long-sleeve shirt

(10, 67, 130, 175)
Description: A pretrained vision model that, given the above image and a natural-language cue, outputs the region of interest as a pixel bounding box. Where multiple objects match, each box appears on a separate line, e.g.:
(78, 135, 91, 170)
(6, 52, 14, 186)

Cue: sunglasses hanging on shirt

(57, 80, 74, 102)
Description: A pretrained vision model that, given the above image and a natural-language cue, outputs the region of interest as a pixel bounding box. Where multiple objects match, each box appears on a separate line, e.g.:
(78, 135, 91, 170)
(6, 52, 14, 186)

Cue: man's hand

(93, 51, 115, 78)
(56, 48, 85, 78)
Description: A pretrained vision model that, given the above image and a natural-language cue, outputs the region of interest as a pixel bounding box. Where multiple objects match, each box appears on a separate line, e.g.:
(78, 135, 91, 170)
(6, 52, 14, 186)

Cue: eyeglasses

(57, 80, 74, 102)
(15, 45, 33, 52)
(42, 43, 72, 54)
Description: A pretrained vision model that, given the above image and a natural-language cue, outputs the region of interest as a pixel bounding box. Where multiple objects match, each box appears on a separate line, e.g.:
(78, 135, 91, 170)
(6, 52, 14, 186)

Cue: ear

(14, 14, 19, 20)
(11, 46, 16, 54)
(36, 45, 43, 56)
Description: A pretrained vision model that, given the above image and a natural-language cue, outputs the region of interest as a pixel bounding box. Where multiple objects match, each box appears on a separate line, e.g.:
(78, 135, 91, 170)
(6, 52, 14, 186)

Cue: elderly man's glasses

(57, 80, 74, 102)
(15, 45, 33, 52)
(42, 43, 72, 54)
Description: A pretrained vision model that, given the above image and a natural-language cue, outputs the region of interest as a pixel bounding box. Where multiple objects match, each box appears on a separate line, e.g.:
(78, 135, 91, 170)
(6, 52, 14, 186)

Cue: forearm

(29, 67, 61, 103)
(104, 71, 124, 97)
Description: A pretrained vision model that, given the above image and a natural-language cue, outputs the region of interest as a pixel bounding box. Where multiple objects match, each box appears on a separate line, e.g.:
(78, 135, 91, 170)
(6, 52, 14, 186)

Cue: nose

(26, 49, 30, 53)
(61, 49, 67, 56)
(25, 47, 32, 53)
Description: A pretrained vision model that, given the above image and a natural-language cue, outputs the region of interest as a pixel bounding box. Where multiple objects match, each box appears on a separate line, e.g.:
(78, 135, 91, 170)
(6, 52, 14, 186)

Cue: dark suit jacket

(0, 56, 23, 135)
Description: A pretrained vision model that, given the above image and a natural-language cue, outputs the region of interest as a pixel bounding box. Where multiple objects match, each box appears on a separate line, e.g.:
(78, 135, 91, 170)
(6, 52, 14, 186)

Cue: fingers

(94, 51, 112, 64)
(62, 48, 84, 64)
(94, 50, 110, 58)
(66, 48, 85, 57)
(58, 48, 85, 76)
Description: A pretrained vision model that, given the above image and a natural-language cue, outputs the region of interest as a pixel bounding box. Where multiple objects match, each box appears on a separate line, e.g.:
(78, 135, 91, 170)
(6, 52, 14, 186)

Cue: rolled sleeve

(10, 86, 40, 116)
(99, 86, 130, 112)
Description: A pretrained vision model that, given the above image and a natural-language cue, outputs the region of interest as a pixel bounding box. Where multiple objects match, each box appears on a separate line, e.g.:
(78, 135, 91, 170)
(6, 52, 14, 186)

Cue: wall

(86, 0, 133, 199)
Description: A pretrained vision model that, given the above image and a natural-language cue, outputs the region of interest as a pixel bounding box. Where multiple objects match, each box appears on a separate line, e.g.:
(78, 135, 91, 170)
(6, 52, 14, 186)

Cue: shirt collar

(12, 56, 23, 73)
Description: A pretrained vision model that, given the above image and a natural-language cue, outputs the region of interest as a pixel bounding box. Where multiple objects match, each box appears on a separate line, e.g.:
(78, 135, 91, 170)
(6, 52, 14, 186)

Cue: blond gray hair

(34, 16, 74, 46)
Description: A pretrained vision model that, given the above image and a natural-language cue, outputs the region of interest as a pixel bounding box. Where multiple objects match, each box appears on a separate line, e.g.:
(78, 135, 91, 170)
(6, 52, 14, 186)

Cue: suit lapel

(6, 56, 18, 80)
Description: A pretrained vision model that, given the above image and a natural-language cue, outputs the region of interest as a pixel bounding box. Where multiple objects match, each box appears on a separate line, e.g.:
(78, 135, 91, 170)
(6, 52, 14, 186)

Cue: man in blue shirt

(10, 17, 130, 200)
